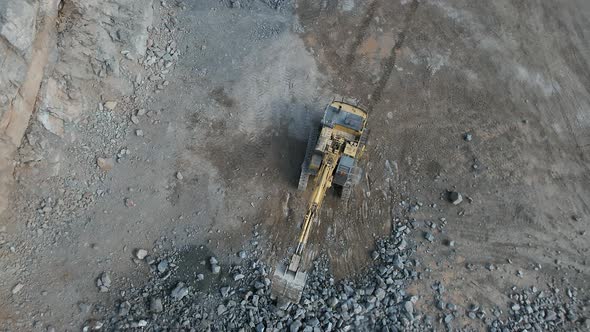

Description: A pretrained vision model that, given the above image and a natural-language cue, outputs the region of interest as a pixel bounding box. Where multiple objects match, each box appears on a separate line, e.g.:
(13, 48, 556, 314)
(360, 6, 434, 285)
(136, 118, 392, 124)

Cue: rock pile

(488, 286, 588, 331)
(93, 215, 588, 331)
(96, 218, 423, 331)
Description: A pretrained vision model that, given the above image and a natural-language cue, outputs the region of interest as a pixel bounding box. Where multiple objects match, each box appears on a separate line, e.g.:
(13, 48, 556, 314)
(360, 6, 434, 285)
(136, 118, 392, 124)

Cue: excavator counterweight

(271, 100, 368, 304)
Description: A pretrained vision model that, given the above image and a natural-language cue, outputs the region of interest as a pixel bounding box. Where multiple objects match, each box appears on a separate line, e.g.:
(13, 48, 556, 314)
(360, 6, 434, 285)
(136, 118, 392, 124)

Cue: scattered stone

(125, 198, 136, 208)
(135, 129, 144, 137)
(150, 297, 163, 313)
(135, 249, 148, 260)
(11, 283, 24, 294)
(144, 255, 156, 265)
(170, 282, 189, 301)
(233, 273, 245, 281)
(217, 304, 227, 315)
(444, 314, 454, 324)
(463, 132, 473, 141)
(448, 191, 463, 205)
(157, 259, 168, 273)
(374, 288, 386, 301)
(424, 232, 435, 242)
(212, 265, 221, 274)
(96, 272, 111, 292)
(403, 300, 414, 315)
(238, 250, 247, 259)
(104, 101, 117, 110)
(289, 320, 302, 332)
(97, 157, 114, 172)
(176, 171, 183, 180)
(545, 310, 557, 321)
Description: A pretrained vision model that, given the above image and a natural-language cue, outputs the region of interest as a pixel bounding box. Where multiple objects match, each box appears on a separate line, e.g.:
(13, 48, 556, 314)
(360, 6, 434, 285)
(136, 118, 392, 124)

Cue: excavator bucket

(271, 262, 307, 304)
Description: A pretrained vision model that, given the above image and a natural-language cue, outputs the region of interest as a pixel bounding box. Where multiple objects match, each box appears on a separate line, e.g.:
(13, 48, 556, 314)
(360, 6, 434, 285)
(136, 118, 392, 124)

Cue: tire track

(368, 0, 419, 112)
(345, 0, 380, 68)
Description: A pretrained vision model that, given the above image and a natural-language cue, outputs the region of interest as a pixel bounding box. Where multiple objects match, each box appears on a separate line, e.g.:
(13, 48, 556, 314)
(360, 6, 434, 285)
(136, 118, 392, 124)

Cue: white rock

(135, 249, 148, 260)
(104, 101, 117, 110)
(11, 283, 24, 294)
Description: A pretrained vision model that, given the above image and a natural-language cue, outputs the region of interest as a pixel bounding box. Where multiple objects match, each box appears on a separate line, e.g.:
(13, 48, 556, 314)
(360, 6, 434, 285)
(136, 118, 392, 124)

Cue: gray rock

(464, 133, 473, 141)
(290, 320, 302, 332)
(212, 265, 221, 274)
(255, 323, 265, 332)
(403, 301, 414, 315)
(327, 297, 338, 307)
(118, 301, 130, 316)
(220, 286, 230, 297)
(209, 256, 218, 265)
(217, 304, 226, 315)
(144, 255, 156, 265)
(375, 288, 386, 301)
(150, 297, 163, 312)
(449, 191, 463, 205)
(96, 272, 111, 292)
(308, 318, 320, 327)
(234, 273, 245, 281)
(157, 259, 169, 273)
(11, 283, 24, 294)
(170, 282, 189, 300)
(424, 232, 435, 242)
(238, 250, 247, 259)
(545, 310, 557, 321)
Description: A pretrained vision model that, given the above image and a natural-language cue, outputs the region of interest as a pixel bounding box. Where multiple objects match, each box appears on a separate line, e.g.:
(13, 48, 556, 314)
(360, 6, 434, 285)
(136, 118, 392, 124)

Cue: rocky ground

(1, 0, 590, 331)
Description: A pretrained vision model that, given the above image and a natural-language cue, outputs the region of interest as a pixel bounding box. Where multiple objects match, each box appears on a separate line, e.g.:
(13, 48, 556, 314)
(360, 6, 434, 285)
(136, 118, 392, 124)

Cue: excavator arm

(291, 151, 338, 268)
(271, 144, 343, 304)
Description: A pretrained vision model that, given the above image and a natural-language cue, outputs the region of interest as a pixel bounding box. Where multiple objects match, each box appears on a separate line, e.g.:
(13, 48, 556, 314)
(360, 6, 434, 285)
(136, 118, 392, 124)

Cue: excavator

(271, 100, 369, 304)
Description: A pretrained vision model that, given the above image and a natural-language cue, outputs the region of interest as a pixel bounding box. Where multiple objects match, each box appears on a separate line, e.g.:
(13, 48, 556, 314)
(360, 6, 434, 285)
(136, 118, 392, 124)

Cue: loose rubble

(96, 272, 111, 293)
(96, 218, 430, 330)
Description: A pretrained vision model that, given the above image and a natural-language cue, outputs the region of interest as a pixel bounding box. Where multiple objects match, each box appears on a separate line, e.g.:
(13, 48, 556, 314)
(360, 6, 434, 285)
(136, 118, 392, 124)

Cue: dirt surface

(1, 0, 589, 331)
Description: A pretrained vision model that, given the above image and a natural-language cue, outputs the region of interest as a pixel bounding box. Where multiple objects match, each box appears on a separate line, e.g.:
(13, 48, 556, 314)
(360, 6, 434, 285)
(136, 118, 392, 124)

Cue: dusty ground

(1, 0, 589, 330)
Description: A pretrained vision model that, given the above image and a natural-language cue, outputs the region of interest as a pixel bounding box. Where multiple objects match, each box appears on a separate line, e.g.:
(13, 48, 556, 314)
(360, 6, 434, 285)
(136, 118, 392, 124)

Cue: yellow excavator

(271, 100, 369, 304)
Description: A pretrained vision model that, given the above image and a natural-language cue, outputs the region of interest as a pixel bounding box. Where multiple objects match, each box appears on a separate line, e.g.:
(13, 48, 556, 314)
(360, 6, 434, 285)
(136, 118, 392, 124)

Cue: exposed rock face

(36, 0, 154, 136)
(0, 0, 153, 217)
(0, 0, 38, 57)
(0, 0, 58, 216)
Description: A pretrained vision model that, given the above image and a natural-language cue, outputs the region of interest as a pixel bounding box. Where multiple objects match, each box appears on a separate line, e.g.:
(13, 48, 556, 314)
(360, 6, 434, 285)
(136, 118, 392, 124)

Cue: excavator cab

(271, 100, 368, 304)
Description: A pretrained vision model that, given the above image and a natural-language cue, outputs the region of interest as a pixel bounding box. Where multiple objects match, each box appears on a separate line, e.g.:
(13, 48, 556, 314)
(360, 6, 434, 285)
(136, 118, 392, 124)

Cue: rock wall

(0, 0, 153, 217)
(0, 0, 58, 216)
